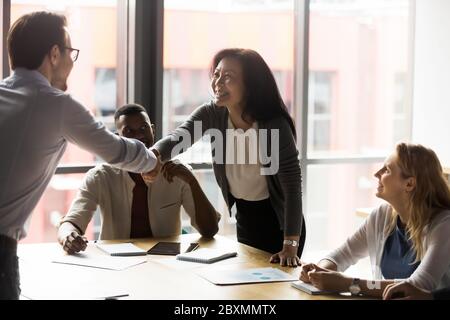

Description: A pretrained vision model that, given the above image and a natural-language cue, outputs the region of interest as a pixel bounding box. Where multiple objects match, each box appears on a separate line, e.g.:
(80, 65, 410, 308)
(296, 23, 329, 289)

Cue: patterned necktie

(128, 172, 153, 238)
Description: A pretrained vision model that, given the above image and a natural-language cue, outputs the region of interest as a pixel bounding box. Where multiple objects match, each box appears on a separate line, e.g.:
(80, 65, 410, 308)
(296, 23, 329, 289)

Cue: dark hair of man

(114, 104, 148, 123)
(7, 11, 67, 70)
(210, 48, 296, 139)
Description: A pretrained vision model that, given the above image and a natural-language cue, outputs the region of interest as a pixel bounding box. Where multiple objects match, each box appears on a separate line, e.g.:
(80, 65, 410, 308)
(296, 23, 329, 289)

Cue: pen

(104, 294, 129, 300)
(185, 243, 199, 253)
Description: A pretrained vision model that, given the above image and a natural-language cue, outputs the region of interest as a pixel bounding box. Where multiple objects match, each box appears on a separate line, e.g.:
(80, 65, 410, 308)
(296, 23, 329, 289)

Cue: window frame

(295, 0, 414, 210)
(0, 0, 164, 174)
(1, 0, 415, 186)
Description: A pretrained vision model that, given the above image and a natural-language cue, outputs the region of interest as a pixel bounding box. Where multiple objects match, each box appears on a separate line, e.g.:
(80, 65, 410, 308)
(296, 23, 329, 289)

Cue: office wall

(413, 0, 450, 165)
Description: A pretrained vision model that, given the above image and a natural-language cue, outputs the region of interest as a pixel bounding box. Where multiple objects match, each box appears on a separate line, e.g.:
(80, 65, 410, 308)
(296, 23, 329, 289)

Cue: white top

(225, 117, 269, 201)
(322, 203, 450, 291)
(61, 164, 206, 239)
(0, 69, 156, 240)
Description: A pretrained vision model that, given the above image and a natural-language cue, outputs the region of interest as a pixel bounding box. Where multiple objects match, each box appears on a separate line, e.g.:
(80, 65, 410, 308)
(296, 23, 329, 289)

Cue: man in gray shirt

(0, 12, 157, 299)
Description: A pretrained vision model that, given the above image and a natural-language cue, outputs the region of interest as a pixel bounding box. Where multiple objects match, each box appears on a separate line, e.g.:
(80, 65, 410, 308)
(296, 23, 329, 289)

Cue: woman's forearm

(317, 259, 338, 271)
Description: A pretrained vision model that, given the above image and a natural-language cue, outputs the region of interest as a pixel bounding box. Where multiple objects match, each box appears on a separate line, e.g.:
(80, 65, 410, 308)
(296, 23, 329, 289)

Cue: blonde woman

(299, 143, 450, 298)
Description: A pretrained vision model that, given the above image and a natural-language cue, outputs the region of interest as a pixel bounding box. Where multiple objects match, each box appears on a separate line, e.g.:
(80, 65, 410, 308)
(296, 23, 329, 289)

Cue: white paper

(95, 243, 147, 256)
(21, 288, 130, 300)
(19, 259, 132, 300)
(52, 251, 147, 270)
(198, 267, 297, 285)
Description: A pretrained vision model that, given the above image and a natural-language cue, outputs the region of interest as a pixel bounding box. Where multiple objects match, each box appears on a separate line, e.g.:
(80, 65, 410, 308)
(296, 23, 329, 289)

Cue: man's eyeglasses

(63, 47, 80, 62)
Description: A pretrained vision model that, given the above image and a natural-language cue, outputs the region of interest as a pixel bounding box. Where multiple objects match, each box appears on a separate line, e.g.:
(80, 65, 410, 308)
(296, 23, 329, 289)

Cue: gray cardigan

(153, 102, 303, 236)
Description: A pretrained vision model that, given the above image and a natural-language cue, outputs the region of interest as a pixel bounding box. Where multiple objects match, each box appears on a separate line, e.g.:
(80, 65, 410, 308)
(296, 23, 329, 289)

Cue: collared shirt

(61, 164, 199, 239)
(0, 68, 156, 240)
(225, 116, 269, 201)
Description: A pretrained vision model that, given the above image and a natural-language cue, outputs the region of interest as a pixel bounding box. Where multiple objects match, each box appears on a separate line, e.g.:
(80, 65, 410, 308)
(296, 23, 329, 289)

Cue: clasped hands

(298, 263, 351, 292)
(141, 149, 162, 183)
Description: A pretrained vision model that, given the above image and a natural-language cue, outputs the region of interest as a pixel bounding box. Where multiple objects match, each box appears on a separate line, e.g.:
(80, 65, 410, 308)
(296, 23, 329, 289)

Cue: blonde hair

(385, 143, 450, 262)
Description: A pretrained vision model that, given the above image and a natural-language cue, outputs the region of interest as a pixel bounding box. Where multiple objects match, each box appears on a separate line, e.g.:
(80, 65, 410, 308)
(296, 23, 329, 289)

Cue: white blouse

(225, 117, 269, 201)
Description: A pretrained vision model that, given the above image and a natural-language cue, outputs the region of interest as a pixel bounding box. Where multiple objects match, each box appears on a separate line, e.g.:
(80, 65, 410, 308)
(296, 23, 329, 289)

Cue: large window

(308, 71, 333, 152)
(303, 0, 414, 251)
(163, 0, 296, 236)
(1, 1, 415, 251)
(305, 162, 382, 251)
(307, 0, 412, 158)
(163, 0, 295, 164)
(11, 0, 120, 164)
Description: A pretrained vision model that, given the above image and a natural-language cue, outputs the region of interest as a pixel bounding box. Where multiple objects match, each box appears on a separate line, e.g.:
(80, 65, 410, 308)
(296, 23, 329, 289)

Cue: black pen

(185, 243, 199, 253)
(104, 294, 129, 300)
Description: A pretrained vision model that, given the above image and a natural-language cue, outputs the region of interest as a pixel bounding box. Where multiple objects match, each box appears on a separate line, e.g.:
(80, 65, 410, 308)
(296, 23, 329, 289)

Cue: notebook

(176, 248, 237, 264)
(291, 280, 334, 295)
(96, 243, 147, 256)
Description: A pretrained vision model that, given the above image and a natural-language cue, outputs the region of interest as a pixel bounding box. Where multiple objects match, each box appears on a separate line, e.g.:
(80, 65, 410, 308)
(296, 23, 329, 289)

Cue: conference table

(17, 233, 357, 300)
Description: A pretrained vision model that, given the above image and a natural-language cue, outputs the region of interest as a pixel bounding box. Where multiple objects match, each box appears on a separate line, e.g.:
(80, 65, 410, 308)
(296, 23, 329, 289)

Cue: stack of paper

(52, 252, 146, 270)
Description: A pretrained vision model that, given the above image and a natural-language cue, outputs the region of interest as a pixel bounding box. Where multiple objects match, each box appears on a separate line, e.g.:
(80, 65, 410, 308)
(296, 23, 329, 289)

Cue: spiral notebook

(291, 280, 334, 295)
(176, 248, 237, 264)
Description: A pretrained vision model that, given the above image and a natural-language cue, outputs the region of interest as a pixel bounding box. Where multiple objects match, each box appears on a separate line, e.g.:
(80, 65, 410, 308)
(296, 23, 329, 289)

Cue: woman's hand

(269, 245, 301, 267)
(383, 281, 432, 300)
(299, 263, 329, 283)
(308, 269, 351, 292)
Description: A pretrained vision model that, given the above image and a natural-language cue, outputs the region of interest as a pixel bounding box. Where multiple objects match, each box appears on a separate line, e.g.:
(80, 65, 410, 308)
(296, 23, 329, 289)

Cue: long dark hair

(210, 48, 296, 139)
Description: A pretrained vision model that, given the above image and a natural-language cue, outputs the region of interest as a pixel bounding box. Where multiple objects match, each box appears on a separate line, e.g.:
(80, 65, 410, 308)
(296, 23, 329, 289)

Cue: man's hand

(61, 230, 88, 255)
(269, 245, 301, 267)
(161, 160, 195, 184)
(142, 149, 162, 183)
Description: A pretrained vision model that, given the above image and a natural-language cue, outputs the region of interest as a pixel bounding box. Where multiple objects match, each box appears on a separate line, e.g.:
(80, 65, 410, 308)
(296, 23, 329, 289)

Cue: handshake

(140, 149, 162, 183)
(141, 149, 196, 185)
